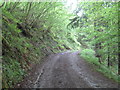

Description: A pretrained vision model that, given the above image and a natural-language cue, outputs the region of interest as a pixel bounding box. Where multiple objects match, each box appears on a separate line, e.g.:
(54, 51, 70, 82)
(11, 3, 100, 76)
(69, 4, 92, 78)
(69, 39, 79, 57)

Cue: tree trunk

(107, 45, 110, 67)
(118, 41, 120, 75)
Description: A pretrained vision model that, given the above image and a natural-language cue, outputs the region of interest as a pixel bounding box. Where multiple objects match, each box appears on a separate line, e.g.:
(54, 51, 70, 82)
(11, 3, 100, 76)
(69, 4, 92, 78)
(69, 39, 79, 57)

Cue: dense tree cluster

(68, 1, 119, 78)
(1, 2, 74, 88)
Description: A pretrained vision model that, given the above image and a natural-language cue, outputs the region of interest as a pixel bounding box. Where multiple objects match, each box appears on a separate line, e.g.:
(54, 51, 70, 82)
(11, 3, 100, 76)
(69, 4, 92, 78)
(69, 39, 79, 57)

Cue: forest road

(17, 51, 118, 88)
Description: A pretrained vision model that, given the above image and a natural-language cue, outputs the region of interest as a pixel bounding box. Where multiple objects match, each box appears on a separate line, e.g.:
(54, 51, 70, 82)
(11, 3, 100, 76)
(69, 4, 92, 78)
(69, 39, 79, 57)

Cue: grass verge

(79, 49, 120, 83)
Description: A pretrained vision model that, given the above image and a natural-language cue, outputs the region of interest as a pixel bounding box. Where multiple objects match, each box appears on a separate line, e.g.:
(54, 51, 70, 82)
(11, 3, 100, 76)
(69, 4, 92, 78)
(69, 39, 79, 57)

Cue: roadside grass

(79, 49, 120, 83)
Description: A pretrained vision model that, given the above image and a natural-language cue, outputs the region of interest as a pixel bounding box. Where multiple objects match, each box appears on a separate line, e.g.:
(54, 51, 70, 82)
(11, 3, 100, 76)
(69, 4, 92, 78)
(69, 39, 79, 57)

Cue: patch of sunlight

(64, 0, 78, 13)
(77, 9, 84, 17)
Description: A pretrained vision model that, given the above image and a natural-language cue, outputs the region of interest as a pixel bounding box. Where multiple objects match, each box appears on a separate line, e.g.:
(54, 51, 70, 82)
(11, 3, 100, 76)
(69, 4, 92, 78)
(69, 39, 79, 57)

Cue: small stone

(17, 84, 20, 86)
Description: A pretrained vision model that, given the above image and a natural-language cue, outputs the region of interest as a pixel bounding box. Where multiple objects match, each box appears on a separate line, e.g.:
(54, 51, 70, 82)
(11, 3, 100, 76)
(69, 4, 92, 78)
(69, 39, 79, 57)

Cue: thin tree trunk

(107, 44, 110, 67)
(118, 41, 120, 75)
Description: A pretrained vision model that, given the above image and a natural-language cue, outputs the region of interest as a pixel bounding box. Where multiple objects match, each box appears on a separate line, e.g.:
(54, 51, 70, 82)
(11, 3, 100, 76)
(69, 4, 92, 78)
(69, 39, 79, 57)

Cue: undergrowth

(80, 49, 120, 83)
(2, 8, 74, 88)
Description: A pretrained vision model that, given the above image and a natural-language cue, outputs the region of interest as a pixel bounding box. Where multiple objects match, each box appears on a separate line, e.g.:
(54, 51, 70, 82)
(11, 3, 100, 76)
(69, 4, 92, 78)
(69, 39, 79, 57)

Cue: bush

(2, 57, 25, 88)
(80, 49, 120, 83)
(80, 49, 99, 65)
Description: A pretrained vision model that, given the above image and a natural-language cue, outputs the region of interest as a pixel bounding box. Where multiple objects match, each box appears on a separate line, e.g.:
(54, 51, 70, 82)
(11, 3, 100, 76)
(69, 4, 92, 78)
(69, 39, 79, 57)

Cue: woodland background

(0, 1, 119, 88)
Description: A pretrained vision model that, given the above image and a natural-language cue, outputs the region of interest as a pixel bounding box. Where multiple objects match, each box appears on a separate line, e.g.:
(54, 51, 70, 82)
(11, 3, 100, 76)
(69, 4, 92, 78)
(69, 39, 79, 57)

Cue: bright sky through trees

(64, 0, 83, 17)
(77, 9, 84, 17)
(65, 0, 77, 12)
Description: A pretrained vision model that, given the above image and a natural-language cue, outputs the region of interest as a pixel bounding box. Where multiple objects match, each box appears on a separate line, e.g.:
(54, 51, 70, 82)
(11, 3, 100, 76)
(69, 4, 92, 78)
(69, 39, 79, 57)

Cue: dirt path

(17, 51, 118, 88)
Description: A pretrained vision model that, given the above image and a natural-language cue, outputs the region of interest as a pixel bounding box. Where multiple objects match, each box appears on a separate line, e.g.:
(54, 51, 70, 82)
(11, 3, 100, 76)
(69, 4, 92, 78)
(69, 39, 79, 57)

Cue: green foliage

(2, 2, 78, 88)
(2, 57, 25, 88)
(97, 65, 120, 83)
(80, 49, 99, 65)
(68, 2, 119, 82)
(2, 1, 119, 88)
(80, 49, 119, 83)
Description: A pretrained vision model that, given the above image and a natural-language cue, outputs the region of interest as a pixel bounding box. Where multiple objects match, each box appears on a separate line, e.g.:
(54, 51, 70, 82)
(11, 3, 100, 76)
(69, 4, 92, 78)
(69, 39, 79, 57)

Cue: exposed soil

(16, 51, 118, 88)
